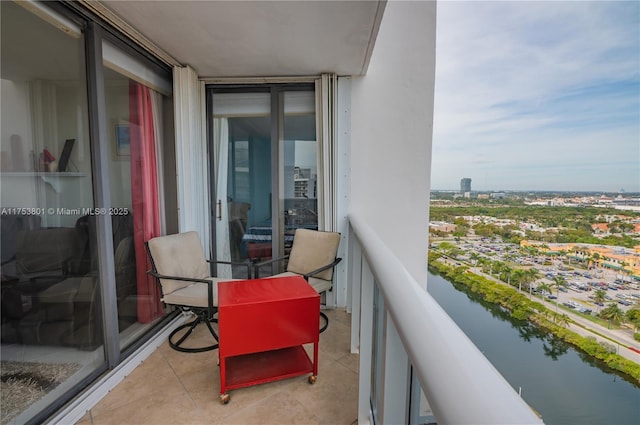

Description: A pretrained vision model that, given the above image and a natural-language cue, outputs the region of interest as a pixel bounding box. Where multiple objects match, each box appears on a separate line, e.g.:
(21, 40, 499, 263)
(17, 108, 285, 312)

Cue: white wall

(349, 1, 436, 285)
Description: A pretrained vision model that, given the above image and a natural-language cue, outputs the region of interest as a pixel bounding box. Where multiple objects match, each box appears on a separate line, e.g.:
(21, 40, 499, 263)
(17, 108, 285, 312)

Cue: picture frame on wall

(114, 123, 130, 159)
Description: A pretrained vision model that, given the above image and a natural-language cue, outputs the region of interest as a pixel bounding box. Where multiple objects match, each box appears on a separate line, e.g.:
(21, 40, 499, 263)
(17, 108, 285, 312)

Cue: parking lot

(536, 269, 640, 314)
(439, 236, 640, 315)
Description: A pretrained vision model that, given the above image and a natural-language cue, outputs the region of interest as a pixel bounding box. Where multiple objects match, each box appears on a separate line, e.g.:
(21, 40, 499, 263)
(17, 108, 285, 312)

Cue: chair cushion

(286, 229, 340, 281)
(308, 276, 333, 294)
(161, 277, 235, 308)
(147, 232, 210, 295)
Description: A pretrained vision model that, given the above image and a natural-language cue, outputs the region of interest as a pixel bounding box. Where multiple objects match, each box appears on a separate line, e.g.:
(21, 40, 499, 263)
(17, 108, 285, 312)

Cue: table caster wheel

(220, 394, 230, 404)
(308, 375, 317, 384)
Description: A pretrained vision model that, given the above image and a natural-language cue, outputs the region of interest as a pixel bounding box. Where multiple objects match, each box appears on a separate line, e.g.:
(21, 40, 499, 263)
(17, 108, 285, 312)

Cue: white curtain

(316, 73, 338, 231)
(173, 66, 210, 253)
(214, 118, 232, 278)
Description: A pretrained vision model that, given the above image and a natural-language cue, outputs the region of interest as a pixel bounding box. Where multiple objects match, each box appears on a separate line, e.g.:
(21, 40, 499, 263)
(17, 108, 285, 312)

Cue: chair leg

(319, 311, 329, 334)
(168, 313, 219, 353)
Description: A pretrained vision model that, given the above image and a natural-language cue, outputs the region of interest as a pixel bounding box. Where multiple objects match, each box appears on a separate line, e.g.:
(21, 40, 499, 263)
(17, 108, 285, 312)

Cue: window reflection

(0, 2, 103, 423)
(102, 49, 173, 348)
(0, 4, 175, 423)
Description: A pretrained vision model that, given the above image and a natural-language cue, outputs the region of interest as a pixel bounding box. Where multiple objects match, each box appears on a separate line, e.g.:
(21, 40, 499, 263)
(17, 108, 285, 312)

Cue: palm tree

(490, 260, 505, 277)
(512, 269, 527, 292)
(625, 309, 640, 333)
(600, 303, 624, 328)
(523, 268, 540, 297)
(553, 312, 570, 327)
(477, 257, 490, 274)
(551, 275, 567, 313)
(537, 282, 551, 301)
(499, 265, 514, 287)
(593, 289, 606, 312)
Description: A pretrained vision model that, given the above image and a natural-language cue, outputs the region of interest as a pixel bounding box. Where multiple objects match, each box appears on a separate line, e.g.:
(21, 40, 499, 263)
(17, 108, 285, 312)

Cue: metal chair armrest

(303, 257, 342, 280)
(206, 259, 252, 279)
(252, 255, 289, 279)
(146, 270, 211, 285)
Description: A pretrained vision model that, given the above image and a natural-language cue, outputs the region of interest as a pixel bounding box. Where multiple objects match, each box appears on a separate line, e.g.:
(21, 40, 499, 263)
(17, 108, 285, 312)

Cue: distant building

(429, 221, 456, 233)
(293, 166, 317, 199)
(460, 178, 471, 195)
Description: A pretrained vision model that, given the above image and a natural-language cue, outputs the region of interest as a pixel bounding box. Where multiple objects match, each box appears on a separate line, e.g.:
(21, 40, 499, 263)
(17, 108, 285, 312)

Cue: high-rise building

(460, 177, 472, 194)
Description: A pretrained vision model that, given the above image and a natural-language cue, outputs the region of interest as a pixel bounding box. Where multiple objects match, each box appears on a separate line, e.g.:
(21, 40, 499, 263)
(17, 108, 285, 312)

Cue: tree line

(430, 204, 640, 248)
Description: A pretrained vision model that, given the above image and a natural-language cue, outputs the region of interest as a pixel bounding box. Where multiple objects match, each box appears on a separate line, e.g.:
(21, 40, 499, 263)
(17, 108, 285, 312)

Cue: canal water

(427, 271, 640, 425)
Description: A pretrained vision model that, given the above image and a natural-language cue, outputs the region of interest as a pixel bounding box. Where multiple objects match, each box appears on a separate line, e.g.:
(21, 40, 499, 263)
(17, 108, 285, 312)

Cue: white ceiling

(101, 0, 386, 78)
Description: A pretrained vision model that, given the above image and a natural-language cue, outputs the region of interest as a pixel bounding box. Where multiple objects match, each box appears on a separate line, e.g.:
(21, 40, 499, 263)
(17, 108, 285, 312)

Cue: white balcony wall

(350, 0, 436, 284)
(349, 2, 436, 422)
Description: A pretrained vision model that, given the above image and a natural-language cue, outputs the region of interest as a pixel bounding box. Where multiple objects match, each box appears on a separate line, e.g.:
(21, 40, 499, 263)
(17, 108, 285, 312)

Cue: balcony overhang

(97, 0, 386, 78)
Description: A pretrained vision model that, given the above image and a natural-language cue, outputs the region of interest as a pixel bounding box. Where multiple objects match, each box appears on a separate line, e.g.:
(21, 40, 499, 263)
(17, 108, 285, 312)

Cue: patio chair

(146, 231, 249, 353)
(253, 228, 341, 333)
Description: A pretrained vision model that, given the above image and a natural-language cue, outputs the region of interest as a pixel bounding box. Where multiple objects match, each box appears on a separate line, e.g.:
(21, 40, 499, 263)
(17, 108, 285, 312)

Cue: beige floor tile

(89, 350, 184, 417)
(82, 309, 358, 425)
(91, 391, 207, 425)
(216, 390, 322, 425)
(335, 352, 359, 374)
(292, 360, 358, 425)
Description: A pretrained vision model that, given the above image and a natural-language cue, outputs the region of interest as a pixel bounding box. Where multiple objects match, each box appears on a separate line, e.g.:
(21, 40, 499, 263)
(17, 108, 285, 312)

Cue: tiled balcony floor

(76, 309, 359, 425)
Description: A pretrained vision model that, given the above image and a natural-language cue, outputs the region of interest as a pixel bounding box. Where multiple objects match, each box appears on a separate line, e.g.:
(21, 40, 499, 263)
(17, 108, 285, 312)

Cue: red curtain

(129, 81, 163, 323)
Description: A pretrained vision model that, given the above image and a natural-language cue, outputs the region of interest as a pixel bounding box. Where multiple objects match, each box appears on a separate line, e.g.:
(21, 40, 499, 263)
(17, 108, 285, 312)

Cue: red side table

(218, 275, 320, 403)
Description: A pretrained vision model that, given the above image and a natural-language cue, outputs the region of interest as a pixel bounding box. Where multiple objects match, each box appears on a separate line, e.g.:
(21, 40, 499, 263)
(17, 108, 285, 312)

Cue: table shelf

(224, 346, 313, 391)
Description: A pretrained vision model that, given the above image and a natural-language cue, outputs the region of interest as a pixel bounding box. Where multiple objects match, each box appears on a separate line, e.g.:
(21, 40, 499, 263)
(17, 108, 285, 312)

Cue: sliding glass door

(101, 40, 174, 350)
(0, 3, 175, 423)
(209, 86, 317, 278)
(0, 3, 102, 423)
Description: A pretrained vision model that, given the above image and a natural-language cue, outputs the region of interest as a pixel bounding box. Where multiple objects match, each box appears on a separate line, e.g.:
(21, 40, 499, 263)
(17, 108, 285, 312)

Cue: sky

(431, 1, 640, 193)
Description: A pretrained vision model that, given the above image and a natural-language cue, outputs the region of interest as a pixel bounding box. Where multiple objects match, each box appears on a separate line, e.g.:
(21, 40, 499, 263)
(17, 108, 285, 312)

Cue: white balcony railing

(349, 214, 543, 424)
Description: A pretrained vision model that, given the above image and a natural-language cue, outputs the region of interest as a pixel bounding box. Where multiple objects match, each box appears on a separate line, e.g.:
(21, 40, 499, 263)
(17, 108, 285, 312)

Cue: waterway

(427, 271, 640, 425)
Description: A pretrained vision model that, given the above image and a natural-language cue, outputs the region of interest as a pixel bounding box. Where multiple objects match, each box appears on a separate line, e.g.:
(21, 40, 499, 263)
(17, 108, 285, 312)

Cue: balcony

(63, 215, 543, 425)
(75, 309, 358, 425)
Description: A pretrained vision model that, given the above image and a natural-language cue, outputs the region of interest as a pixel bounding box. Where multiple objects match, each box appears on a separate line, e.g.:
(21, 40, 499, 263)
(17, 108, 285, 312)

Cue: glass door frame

(206, 83, 316, 273)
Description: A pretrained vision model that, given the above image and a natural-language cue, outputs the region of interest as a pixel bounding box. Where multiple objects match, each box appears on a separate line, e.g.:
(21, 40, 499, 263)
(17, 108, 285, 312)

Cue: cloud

(431, 1, 640, 192)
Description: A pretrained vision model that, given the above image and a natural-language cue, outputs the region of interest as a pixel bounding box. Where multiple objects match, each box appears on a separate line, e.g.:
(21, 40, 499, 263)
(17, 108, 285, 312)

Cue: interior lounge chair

(146, 231, 249, 353)
(253, 228, 341, 333)
(8, 214, 135, 348)
(27, 235, 135, 348)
